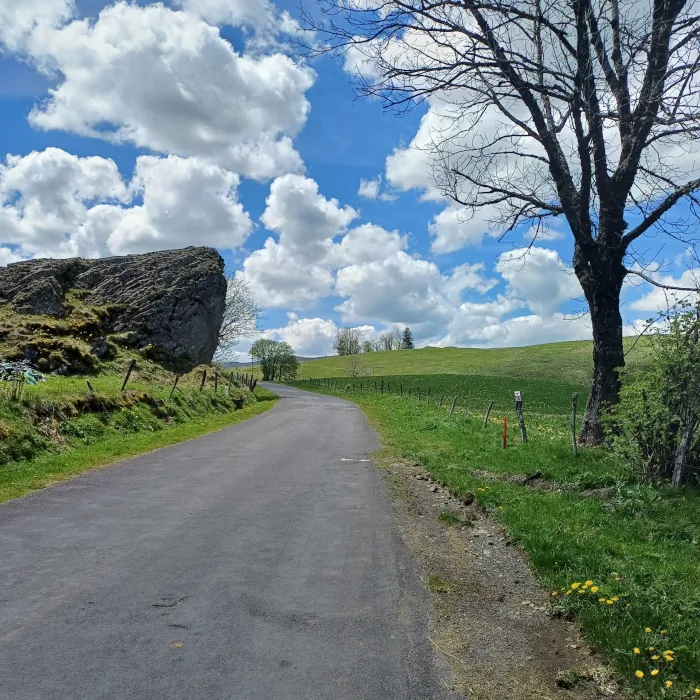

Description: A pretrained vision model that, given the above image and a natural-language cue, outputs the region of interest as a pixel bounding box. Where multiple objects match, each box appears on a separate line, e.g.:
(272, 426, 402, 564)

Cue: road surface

(0, 384, 456, 700)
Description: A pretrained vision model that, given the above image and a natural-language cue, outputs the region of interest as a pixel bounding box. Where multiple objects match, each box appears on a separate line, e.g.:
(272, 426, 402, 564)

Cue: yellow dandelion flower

(566, 590, 572, 595)
(645, 627, 652, 633)
(665, 680, 673, 689)
(551, 591, 558, 597)
(606, 599, 614, 605)
(651, 655, 660, 661)
(584, 580, 593, 586)
(634, 648, 641, 655)
(635, 670, 644, 679)
(498, 506, 503, 510)
(581, 584, 589, 590)
(590, 586, 599, 593)
(615, 577, 622, 581)
(571, 582, 581, 590)
(650, 669, 659, 677)
(663, 650, 674, 656)
(599, 597, 606, 602)
(611, 597, 619, 602)
(694, 688, 700, 695)
(477, 488, 485, 492)
(660, 630, 668, 635)
(649, 647, 654, 652)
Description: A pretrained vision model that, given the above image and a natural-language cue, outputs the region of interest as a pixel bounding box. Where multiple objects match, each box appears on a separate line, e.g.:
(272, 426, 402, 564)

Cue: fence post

(169, 374, 180, 399)
(400, 384, 403, 397)
(502, 416, 508, 448)
(227, 373, 233, 396)
(121, 359, 136, 392)
(514, 391, 527, 443)
(86, 380, 95, 394)
(570, 393, 578, 456)
(214, 372, 219, 393)
(483, 400, 494, 428)
(437, 395, 444, 411)
(417, 388, 421, 403)
(428, 387, 431, 398)
(449, 396, 457, 416)
(200, 369, 207, 392)
(381, 380, 384, 394)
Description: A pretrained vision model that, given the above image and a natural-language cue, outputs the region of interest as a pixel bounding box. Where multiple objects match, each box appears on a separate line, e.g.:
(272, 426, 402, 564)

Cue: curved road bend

(0, 383, 458, 700)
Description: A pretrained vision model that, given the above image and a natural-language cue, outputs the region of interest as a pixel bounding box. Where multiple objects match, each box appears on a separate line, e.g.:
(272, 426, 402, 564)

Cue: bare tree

(378, 329, 404, 351)
(217, 274, 263, 359)
(334, 327, 365, 355)
(303, 0, 700, 443)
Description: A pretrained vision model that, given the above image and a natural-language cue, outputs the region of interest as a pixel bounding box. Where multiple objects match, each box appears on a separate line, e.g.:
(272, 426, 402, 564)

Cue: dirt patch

(470, 468, 614, 500)
(380, 458, 619, 699)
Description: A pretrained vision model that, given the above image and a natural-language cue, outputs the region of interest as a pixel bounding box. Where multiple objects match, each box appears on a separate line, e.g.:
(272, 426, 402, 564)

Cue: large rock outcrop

(0, 247, 226, 369)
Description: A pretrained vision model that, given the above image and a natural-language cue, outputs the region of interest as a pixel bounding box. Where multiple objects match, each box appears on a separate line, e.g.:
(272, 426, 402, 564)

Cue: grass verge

(290, 380, 700, 700)
(0, 388, 277, 504)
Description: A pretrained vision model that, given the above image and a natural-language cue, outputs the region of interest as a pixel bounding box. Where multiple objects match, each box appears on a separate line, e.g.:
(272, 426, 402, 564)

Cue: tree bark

(576, 243, 626, 445)
(671, 415, 695, 487)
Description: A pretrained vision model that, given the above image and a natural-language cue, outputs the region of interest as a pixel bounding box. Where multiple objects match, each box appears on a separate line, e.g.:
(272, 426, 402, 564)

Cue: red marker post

(502, 416, 508, 449)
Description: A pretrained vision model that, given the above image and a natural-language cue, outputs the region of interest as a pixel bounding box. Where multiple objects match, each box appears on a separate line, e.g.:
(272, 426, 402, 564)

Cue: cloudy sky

(0, 0, 696, 358)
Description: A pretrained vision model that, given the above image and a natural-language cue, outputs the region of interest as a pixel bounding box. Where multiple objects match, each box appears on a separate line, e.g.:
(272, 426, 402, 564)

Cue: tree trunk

(671, 415, 695, 487)
(576, 248, 626, 445)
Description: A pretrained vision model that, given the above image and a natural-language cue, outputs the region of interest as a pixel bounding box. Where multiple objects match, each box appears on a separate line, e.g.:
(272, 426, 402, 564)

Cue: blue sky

(0, 0, 696, 357)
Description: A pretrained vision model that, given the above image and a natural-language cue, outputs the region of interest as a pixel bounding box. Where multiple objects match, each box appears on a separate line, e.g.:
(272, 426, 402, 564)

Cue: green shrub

(603, 304, 700, 486)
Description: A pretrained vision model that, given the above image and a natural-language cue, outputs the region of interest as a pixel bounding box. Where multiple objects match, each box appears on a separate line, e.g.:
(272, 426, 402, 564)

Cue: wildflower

(611, 572, 619, 576)
(606, 599, 614, 605)
(649, 647, 655, 652)
(665, 680, 673, 689)
(566, 590, 572, 595)
(635, 671, 644, 679)
(590, 586, 599, 593)
(651, 670, 659, 677)
(660, 630, 668, 635)
(645, 627, 653, 633)
(571, 582, 581, 590)
(663, 650, 674, 657)
(477, 488, 485, 492)
(615, 577, 622, 581)
(634, 648, 641, 655)
(651, 655, 660, 661)
(551, 591, 558, 597)
(578, 590, 586, 594)
(599, 597, 606, 602)
(498, 506, 503, 510)
(584, 580, 593, 586)
(611, 597, 619, 602)
(694, 688, 699, 695)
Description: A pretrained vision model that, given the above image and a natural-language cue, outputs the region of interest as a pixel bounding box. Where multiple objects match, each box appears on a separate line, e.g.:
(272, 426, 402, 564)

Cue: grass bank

(0, 380, 277, 504)
(290, 377, 700, 699)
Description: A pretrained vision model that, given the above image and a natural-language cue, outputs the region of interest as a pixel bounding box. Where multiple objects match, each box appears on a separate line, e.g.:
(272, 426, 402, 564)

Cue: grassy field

(296, 337, 651, 385)
(290, 376, 700, 699)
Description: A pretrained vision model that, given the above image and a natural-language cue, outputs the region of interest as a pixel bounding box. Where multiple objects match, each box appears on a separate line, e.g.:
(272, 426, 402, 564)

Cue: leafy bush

(603, 304, 700, 486)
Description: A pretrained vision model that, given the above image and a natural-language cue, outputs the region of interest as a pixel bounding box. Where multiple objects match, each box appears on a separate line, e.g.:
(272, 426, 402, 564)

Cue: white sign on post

(514, 391, 522, 401)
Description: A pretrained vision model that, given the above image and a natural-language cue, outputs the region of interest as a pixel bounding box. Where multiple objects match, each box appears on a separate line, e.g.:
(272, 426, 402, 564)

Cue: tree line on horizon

(334, 327, 414, 356)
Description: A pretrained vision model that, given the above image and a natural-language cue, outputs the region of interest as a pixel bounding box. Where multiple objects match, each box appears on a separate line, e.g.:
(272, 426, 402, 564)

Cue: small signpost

(514, 391, 527, 443)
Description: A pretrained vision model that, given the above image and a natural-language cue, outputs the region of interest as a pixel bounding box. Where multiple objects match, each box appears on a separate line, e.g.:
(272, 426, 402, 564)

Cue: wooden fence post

(483, 400, 494, 428)
(169, 374, 180, 399)
(449, 396, 457, 415)
(200, 369, 207, 392)
(381, 380, 384, 394)
(86, 380, 95, 394)
(437, 395, 444, 411)
(514, 391, 527, 443)
(570, 393, 578, 456)
(214, 372, 219, 393)
(121, 359, 136, 392)
(227, 373, 233, 396)
(428, 387, 431, 398)
(417, 388, 421, 403)
(502, 416, 508, 448)
(400, 384, 403, 397)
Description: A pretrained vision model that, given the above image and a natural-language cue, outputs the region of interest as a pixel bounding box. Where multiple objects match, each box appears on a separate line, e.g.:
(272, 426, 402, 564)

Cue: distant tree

(379, 330, 403, 351)
(216, 274, 262, 360)
(250, 339, 297, 381)
(362, 340, 374, 354)
(334, 327, 364, 355)
(401, 327, 414, 350)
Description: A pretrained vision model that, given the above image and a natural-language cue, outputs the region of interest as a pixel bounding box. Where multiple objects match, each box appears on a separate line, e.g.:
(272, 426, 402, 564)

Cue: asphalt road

(0, 384, 457, 700)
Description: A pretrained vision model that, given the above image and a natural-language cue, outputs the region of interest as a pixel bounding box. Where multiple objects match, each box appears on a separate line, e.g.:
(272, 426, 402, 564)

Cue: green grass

(0, 387, 277, 504)
(290, 378, 700, 699)
(297, 336, 652, 385)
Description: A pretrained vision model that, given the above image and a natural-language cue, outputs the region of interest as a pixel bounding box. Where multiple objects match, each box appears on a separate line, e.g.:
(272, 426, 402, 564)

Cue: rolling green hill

(298, 336, 650, 384)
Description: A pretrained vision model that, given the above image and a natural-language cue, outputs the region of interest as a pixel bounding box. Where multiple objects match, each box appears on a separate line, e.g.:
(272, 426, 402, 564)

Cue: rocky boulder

(0, 247, 226, 369)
